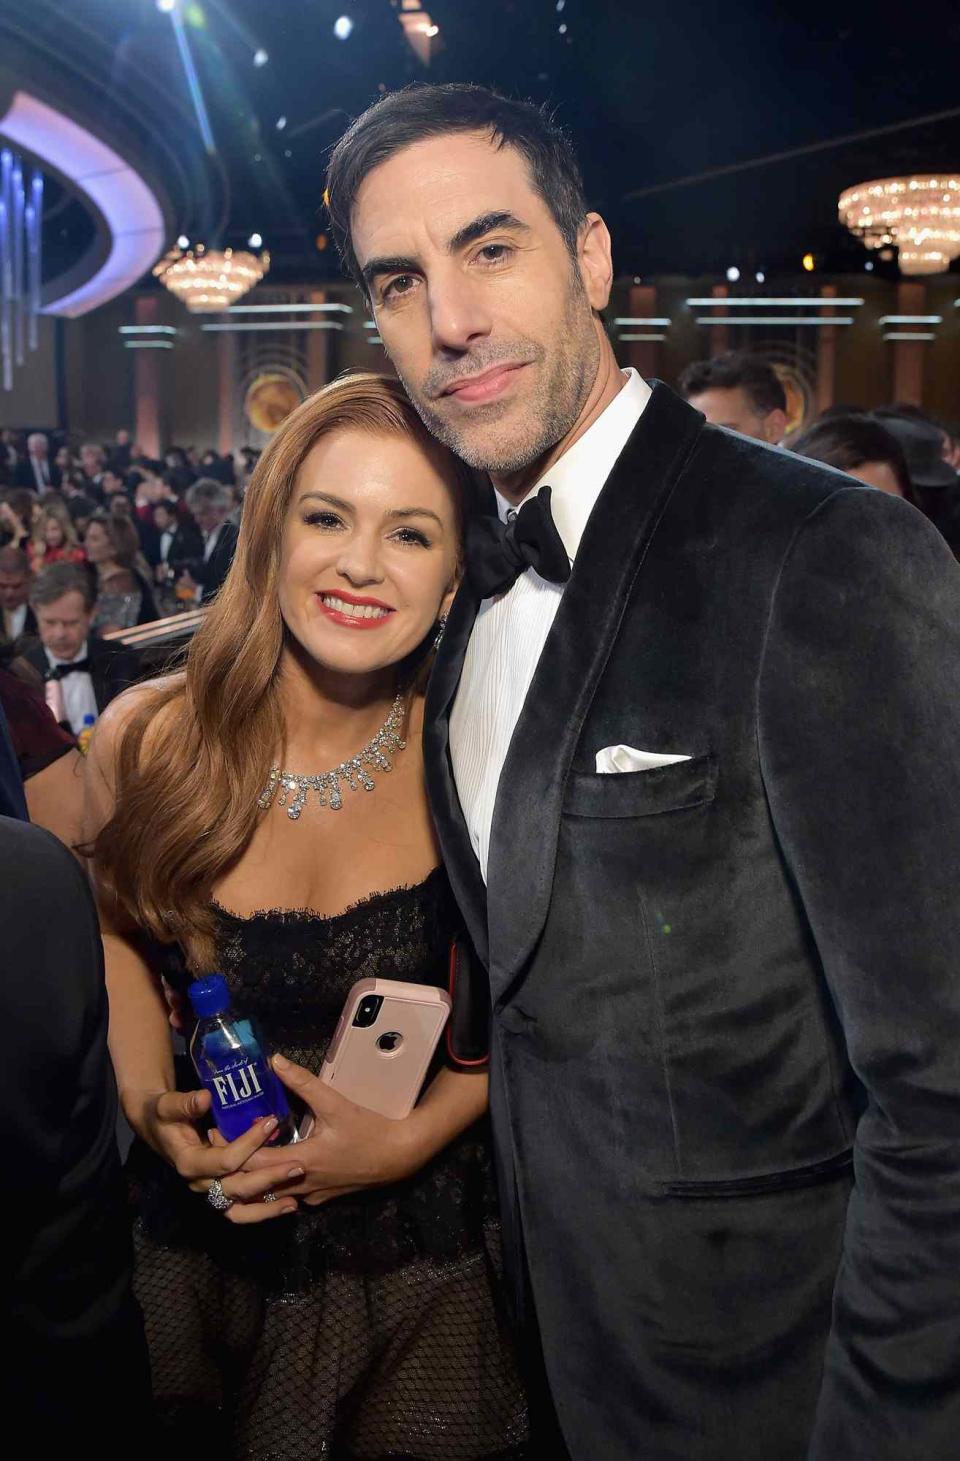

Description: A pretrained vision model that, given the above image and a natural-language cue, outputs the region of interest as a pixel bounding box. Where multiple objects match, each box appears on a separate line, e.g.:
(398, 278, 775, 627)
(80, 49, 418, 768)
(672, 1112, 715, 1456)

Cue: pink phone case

(315, 979, 452, 1121)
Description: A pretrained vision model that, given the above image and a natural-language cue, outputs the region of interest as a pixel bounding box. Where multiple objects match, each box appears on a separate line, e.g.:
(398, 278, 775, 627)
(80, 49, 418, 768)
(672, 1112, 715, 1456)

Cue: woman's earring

(433, 614, 448, 652)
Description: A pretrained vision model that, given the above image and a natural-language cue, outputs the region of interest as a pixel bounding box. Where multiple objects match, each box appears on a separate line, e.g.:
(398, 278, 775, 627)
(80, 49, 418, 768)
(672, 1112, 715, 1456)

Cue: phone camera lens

(352, 993, 384, 1028)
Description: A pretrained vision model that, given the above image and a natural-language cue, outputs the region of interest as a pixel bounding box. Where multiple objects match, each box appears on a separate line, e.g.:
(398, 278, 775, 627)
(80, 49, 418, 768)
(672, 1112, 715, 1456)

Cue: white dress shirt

(3, 602, 28, 640)
(29, 453, 51, 489)
(203, 523, 224, 561)
(45, 640, 98, 736)
(159, 528, 176, 565)
(449, 368, 651, 881)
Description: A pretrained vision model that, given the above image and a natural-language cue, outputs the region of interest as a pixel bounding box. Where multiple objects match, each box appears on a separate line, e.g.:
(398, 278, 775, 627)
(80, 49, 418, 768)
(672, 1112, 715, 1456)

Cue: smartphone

(304, 979, 451, 1128)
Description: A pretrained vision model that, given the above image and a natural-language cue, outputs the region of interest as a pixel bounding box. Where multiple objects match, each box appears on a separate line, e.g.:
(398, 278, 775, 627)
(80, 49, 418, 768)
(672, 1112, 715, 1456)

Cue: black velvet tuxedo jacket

(425, 382, 960, 1461)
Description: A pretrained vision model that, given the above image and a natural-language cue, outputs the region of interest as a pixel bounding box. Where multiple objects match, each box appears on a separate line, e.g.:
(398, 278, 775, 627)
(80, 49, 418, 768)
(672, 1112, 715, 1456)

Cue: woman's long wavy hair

(91, 372, 476, 970)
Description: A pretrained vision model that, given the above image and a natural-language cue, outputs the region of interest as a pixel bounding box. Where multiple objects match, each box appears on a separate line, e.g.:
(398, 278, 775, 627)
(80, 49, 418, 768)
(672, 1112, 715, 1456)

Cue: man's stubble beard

(394, 270, 601, 476)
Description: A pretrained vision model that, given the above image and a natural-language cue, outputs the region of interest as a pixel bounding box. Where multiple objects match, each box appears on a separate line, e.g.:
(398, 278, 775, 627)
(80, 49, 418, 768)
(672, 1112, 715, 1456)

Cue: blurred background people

(789, 415, 916, 503)
(178, 476, 239, 602)
(83, 511, 158, 631)
(14, 431, 54, 491)
(679, 351, 788, 443)
(0, 546, 37, 643)
(25, 562, 138, 734)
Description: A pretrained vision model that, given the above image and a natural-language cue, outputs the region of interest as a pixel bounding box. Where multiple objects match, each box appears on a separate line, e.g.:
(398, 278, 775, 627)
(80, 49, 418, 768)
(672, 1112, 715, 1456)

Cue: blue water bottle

(188, 974, 298, 1144)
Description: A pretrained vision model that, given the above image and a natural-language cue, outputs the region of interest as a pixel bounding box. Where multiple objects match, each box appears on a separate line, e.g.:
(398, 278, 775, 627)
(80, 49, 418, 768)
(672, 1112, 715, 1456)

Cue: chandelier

(838, 175, 960, 276)
(153, 242, 269, 311)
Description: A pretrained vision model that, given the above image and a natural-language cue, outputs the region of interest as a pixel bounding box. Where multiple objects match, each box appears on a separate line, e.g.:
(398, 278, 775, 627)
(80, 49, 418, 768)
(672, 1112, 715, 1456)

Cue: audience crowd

(0, 429, 254, 832)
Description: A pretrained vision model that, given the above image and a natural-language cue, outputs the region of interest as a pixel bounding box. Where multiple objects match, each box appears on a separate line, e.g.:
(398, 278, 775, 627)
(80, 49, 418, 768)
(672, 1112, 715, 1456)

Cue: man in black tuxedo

(25, 562, 138, 734)
(13, 431, 55, 490)
(178, 477, 239, 603)
(328, 85, 960, 1459)
(0, 813, 150, 1445)
(0, 545, 38, 642)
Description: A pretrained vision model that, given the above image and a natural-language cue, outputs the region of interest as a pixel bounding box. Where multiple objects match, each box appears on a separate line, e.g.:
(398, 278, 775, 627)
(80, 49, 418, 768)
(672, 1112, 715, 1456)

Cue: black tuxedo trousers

(425, 384, 960, 1460)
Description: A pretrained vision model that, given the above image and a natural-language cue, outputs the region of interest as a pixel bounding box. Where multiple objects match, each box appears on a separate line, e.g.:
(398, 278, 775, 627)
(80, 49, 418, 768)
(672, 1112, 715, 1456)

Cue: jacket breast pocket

(562, 752, 718, 819)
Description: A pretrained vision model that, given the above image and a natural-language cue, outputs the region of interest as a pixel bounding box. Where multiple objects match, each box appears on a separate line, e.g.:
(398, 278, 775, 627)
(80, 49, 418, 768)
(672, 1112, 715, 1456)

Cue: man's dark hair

(678, 352, 787, 417)
(0, 545, 30, 577)
(326, 82, 587, 293)
(29, 561, 95, 612)
(789, 414, 914, 502)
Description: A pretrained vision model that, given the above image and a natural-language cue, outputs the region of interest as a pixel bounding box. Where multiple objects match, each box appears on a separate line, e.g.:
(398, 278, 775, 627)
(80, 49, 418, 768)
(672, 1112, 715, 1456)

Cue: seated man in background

(679, 349, 788, 443)
(0, 545, 37, 642)
(0, 811, 150, 1447)
(177, 476, 239, 602)
(24, 562, 138, 735)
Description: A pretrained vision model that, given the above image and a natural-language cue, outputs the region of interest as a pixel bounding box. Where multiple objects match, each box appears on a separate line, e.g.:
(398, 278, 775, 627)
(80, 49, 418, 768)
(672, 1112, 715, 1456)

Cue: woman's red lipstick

(315, 588, 396, 630)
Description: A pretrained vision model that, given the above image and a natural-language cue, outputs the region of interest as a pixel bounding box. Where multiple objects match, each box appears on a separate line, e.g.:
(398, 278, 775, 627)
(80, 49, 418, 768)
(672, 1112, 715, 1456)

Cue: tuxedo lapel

(485, 382, 705, 1003)
(424, 575, 489, 964)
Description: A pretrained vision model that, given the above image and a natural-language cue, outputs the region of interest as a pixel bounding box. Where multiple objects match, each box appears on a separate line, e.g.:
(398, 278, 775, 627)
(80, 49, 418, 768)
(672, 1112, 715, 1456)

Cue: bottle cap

(188, 974, 231, 1018)
(82, 713, 96, 726)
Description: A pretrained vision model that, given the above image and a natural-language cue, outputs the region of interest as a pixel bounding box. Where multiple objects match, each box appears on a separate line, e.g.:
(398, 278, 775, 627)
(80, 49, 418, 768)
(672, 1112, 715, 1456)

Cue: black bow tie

(47, 658, 92, 681)
(466, 486, 571, 600)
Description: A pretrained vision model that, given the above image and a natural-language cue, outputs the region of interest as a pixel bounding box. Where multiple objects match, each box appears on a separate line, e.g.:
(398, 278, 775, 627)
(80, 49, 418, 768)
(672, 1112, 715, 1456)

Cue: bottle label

(211, 1058, 266, 1108)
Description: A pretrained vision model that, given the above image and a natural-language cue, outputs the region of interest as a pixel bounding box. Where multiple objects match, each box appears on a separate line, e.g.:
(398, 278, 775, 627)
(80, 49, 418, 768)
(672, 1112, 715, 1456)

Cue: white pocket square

(595, 744, 693, 774)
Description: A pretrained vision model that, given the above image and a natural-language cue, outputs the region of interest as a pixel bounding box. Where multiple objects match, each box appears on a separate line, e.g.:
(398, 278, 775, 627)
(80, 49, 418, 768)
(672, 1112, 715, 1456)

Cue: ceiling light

(558, 24, 568, 34)
(154, 243, 269, 312)
(334, 15, 354, 40)
(726, 266, 740, 282)
(802, 253, 815, 272)
(839, 175, 960, 275)
(755, 270, 765, 283)
(276, 116, 287, 131)
(156, 0, 176, 11)
(177, 234, 190, 249)
(865, 260, 874, 271)
(247, 232, 263, 248)
(253, 48, 268, 67)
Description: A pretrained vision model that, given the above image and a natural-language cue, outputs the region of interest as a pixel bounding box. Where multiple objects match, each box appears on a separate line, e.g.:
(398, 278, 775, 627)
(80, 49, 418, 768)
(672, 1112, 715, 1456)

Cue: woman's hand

(133, 1086, 305, 1224)
(241, 1054, 420, 1207)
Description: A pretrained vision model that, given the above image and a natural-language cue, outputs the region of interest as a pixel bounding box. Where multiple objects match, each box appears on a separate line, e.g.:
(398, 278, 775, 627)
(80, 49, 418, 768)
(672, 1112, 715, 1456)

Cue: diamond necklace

(258, 693, 407, 820)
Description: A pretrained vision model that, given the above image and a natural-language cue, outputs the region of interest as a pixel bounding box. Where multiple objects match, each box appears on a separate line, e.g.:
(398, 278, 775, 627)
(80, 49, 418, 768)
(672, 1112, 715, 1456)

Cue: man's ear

(764, 409, 788, 445)
(578, 213, 614, 313)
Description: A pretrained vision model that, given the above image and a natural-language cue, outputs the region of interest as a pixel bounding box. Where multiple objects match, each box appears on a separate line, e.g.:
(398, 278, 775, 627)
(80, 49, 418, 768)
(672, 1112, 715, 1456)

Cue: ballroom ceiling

(3, 0, 960, 287)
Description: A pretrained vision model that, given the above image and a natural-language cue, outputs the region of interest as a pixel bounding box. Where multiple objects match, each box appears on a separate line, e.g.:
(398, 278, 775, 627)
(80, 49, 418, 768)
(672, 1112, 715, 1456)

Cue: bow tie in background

(466, 486, 571, 599)
(46, 658, 92, 681)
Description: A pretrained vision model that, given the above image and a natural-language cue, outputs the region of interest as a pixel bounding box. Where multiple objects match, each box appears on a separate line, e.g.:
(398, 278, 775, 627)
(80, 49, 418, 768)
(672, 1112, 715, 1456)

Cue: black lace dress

(127, 869, 529, 1460)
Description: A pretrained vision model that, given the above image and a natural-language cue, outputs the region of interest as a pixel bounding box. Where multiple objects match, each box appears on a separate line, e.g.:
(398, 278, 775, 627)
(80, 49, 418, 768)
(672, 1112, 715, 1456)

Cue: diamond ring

(206, 1178, 233, 1212)
(262, 1191, 278, 1203)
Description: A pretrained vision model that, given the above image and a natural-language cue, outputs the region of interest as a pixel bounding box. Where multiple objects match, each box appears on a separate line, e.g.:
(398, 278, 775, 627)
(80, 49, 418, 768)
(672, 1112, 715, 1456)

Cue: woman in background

(84, 511, 158, 630)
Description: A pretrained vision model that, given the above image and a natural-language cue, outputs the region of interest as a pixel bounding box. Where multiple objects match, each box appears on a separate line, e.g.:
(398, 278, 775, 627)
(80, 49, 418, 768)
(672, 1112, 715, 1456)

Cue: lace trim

(211, 864, 446, 927)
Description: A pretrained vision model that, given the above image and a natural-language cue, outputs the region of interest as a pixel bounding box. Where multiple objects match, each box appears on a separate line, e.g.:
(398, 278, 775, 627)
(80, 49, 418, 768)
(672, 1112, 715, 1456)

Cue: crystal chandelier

(839, 175, 960, 276)
(153, 241, 269, 311)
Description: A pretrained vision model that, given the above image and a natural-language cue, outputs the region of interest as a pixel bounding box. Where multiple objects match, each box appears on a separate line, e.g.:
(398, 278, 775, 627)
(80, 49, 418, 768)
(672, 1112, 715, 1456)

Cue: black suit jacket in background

(190, 519, 239, 602)
(24, 636, 140, 715)
(0, 817, 149, 1443)
(425, 382, 960, 1460)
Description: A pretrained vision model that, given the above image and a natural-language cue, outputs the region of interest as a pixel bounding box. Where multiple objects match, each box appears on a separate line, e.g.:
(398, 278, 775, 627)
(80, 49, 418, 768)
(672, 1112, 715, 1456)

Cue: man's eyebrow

(360, 255, 418, 292)
(359, 211, 530, 291)
(447, 211, 530, 253)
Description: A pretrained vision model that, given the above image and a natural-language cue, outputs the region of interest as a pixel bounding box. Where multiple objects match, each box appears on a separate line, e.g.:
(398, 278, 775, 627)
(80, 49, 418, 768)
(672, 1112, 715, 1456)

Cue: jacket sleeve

(757, 486, 960, 1459)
